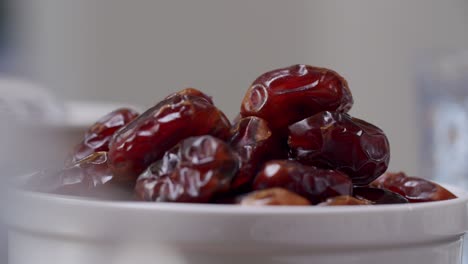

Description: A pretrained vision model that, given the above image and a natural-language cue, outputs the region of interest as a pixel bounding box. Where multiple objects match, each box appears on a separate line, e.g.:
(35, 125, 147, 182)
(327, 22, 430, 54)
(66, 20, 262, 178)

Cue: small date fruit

(68, 108, 139, 165)
(241, 64, 353, 134)
(288, 111, 390, 186)
(353, 187, 408, 204)
(28, 152, 132, 199)
(371, 172, 457, 202)
(318, 195, 371, 206)
(230, 116, 276, 190)
(253, 160, 352, 204)
(239, 188, 310, 206)
(109, 91, 231, 182)
(135, 135, 239, 203)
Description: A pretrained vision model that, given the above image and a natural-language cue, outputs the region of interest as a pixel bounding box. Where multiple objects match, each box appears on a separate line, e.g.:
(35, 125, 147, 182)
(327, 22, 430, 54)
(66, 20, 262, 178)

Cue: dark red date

(288, 111, 390, 186)
(28, 152, 132, 199)
(353, 187, 408, 204)
(239, 188, 311, 206)
(135, 135, 239, 203)
(241, 64, 353, 134)
(108, 91, 231, 183)
(229, 116, 276, 190)
(318, 195, 371, 206)
(371, 172, 457, 202)
(68, 108, 139, 165)
(253, 160, 352, 204)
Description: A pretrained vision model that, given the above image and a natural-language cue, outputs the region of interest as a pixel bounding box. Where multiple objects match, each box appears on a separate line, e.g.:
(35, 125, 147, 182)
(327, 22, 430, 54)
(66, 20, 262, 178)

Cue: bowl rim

(10, 183, 468, 216)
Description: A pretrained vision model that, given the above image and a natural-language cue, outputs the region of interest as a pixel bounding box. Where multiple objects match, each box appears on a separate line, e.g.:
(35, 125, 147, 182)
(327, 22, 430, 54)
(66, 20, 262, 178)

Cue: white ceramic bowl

(3, 184, 468, 264)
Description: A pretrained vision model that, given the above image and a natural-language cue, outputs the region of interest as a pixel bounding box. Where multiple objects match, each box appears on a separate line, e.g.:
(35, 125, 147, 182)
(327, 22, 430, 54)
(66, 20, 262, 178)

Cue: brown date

(68, 108, 139, 165)
(229, 116, 276, 190)
(288, 111, 390, 186)
(241, 64, 353, 134)
(28, 152, 132, 199)
(371, 172, 457, 202)
(108, 90, 231, 183)
(253, 160, 352, 204)
(239, 188, 310, 206)
(318, 195, 371, 206)
(135, 135, 239, 203)
(353, 187, 408, 204)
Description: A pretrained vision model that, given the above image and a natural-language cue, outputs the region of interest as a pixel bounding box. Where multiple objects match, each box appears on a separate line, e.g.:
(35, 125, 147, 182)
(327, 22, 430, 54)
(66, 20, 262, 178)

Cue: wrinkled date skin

(68, 108, 139, 165)
(241, 64, 353, 134)
(109, 89, 231, 182)
(28, 152, 132, 199)
(230, 116, 276, 190)
(253, 160, 352, 204)
(135, 136, 239, 203)
(371, 172, 457, 202)
(353, 187, 408, 204)
(288, 111, 390, 186)
(239, 188, 311, 206)
(318, 195, 371, 206)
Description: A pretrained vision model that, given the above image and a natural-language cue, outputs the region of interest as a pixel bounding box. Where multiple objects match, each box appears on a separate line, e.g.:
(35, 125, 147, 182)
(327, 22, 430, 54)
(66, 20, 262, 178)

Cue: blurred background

(1, 0, 468, 262)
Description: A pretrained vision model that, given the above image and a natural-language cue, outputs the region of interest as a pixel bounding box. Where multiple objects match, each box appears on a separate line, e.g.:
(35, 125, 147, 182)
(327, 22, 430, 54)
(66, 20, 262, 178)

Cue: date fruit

(371, 172, 457, 202)
(239, 188, 310, 206)
(29, 152, 131, 199)
(241, 64, 353, 134)
(253, 160, 352, 204)
(165, 88, 214, 105)
(318, 195, 371, 206)
(135, 135, 239, 203)
(288, 111, 390, 186)
(353, 187, 408, 204)
(230, 116, 276, 190)
(68, 108, 139, 165)
(109, 91, 231, 182)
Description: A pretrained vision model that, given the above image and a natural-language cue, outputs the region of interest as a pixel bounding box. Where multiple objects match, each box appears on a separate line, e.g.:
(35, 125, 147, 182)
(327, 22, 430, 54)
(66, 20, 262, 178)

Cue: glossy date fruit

(229, 116, 276, 190)
(241, 64, 353, 134)
(288, 111, 390, 186)
(68, 108, 139, 165)
(318, 195, 371, 206)
(353, 187, 408, 204)
(371, 172, 457, 202)
(253, 160, 352, 204)
(135, 135, 239, 203)
(239, 188, 310, 206)
(108, 90, 231, 182)
(28, 152, 132, 199)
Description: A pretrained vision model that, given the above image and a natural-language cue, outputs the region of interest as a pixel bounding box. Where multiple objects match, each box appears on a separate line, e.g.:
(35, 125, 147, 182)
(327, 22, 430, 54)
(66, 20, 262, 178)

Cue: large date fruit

(135, 135, 239, 203)
(288, 111, 390, 186)
(28, 152, 132, 199)
(241, 64, 353, 134)
(318, 195, 371, 206)
(109, 90, 231, 182)
(229, 116, 276, 190)
(253, 160, 352, 204)
(68, 108, 139, 165)
(239, 188, 310, 206)
(353, 187, 408, 204)
(371, 172, 457, 202)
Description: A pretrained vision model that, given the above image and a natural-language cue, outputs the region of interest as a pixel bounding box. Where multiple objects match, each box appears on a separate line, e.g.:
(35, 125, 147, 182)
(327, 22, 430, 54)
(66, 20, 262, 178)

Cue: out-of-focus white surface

(11, 0, 468, 175)
(4, 185, 468, 264)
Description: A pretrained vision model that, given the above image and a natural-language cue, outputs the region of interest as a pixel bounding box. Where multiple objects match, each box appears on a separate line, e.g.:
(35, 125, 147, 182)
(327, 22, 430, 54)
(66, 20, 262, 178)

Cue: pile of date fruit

(29, 64, 457, 206)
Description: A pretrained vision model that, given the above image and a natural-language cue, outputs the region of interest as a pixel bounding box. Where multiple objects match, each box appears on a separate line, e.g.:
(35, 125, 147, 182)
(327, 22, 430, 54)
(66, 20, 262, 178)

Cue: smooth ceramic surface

(3, 185, 468, 264)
